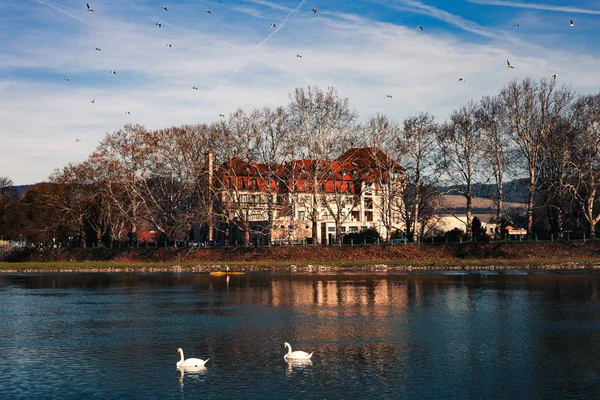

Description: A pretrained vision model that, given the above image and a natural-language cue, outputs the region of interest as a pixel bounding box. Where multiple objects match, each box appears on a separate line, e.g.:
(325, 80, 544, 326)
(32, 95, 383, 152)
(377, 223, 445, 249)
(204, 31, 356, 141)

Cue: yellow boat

(209, 271, 245, 276)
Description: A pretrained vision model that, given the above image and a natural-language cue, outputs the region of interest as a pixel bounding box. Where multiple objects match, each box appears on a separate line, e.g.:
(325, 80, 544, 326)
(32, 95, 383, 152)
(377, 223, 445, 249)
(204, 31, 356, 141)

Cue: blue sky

(2, 0, 600, 184)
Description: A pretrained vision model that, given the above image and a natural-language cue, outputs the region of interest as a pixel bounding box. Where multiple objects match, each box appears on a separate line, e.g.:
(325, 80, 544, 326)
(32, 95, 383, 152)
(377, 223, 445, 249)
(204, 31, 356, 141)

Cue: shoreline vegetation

(1, 241, 600, 273)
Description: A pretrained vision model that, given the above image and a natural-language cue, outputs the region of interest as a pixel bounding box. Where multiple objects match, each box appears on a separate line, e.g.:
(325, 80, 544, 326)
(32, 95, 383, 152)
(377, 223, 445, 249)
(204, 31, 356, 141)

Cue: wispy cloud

(33, 0, 86, 24)
(257, 0, 305, 46)
(231, 6, 266, 19)
(218, 0, 306, 89)
(383, 0, 500, 39)
(466, 0, 600, 15)
(242, 0, 294, 13)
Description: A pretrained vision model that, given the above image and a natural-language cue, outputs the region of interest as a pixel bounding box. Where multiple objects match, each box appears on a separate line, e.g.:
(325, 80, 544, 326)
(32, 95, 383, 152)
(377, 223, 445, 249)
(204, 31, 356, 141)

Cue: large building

(206, 147, 406, 245)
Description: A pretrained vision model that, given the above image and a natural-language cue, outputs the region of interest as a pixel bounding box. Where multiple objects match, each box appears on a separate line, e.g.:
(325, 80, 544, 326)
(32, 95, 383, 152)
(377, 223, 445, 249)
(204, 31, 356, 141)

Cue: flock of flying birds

(69, 2, 319, 143)
(67, 3, 571, 142)
(456, 20, 575, 83)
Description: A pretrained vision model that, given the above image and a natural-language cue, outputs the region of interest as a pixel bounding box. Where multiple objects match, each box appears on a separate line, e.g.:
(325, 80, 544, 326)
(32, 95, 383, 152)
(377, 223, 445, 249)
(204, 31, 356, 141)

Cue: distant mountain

(11, 185, 34, 196)
(439, 179, 529, 203)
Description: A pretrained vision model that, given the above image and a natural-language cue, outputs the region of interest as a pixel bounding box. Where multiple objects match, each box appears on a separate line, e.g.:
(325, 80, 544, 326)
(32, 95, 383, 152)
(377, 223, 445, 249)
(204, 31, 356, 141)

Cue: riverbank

(1, 241, 600, 272)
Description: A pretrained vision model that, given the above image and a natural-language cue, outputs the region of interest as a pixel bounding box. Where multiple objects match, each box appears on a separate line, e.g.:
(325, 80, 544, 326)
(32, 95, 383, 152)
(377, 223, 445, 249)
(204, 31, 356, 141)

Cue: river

(1, 271, 599, 399)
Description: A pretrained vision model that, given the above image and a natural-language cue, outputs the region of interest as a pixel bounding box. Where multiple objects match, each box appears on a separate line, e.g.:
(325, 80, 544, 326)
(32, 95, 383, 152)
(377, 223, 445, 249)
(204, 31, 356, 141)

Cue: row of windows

(296, 210, 373, 222)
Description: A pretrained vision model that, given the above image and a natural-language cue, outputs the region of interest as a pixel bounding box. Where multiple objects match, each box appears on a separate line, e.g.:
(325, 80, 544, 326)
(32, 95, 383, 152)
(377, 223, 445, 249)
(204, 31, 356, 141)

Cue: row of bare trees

(2, 77, 600, 246)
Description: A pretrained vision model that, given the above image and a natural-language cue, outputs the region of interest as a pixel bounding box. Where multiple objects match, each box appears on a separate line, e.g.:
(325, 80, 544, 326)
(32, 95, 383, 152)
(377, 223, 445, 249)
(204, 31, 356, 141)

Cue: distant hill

(11, 185, 34, 196)
(440, 194, 526, 215)
(439, 179, 529, 203)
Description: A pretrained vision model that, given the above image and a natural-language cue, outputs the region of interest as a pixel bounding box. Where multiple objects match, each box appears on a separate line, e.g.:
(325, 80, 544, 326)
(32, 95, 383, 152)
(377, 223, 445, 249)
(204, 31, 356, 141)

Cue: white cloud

(466, 0, 600, 15)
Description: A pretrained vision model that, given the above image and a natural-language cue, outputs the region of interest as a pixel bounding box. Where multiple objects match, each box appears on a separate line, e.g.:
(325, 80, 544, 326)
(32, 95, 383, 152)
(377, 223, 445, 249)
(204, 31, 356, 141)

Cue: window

(328, 227, 335, 232)
(341, 227, 346, 232)
(304, 196, 312, 204)
(352, 211, 360, 221)
(298, 211, 305, 220)
(350, 226, 359, 232)
(240, 194, 248, 203)
(366, 211, 373, 222)
(364, 198, 373, 209)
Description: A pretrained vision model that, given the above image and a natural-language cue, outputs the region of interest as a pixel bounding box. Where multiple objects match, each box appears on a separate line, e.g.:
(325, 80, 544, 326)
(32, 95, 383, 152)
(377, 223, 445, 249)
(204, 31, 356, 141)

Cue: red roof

(218, 147, 403, 193)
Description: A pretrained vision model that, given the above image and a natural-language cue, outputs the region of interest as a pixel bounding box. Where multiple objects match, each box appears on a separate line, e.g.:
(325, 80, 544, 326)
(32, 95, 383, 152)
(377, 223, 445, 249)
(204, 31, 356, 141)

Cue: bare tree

(94, 124, 152, 241)
(500, 77, 575, 234)
(398, 112, 440, 242)
(478, 95, 511, 235)
(0, 177, 17, 240)
(213, 109, 267, 245)
(250, 107, 294, 244)
(439, 101, 488, 240)
(93, 123, 209, 243)
(572, 93, 600, 238)
(359, 115, 405, 241)
(288, 85, 357, 243)
(537, 117, 579, 237)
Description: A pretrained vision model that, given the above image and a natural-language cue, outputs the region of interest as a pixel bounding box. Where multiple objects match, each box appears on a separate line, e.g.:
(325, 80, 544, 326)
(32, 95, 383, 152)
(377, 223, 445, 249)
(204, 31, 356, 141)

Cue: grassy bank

(1, 241, 600, 272)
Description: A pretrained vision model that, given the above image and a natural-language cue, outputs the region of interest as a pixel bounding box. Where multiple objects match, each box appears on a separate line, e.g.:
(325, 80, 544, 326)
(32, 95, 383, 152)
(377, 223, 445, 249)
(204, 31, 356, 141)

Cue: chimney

(206, 151, 214, 241)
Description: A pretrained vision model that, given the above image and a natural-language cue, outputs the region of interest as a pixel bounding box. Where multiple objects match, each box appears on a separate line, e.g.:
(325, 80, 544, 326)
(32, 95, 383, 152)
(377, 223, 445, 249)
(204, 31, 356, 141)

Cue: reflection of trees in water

(5, 273, 600, 304)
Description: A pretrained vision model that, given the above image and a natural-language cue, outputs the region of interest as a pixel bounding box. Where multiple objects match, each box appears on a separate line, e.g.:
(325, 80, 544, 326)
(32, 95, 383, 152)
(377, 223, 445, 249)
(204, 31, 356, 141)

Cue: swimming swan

(176, 348, 209, 368)
(283, 342, 313, 360)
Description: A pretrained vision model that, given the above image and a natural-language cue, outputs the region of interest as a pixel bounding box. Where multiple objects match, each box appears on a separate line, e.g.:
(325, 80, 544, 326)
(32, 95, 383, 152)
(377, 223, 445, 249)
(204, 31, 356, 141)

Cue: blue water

(1, 272, 600, 399)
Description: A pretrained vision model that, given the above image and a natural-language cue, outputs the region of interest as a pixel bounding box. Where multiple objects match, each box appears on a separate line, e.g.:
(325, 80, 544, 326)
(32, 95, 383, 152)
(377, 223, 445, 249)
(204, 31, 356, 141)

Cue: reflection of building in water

(269, 276, 418, 309)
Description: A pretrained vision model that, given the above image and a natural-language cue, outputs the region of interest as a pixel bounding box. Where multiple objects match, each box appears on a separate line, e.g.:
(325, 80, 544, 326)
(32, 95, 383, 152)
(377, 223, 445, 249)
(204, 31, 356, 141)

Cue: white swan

(283, 342, 313, 360)
(176, 348, 209, 368)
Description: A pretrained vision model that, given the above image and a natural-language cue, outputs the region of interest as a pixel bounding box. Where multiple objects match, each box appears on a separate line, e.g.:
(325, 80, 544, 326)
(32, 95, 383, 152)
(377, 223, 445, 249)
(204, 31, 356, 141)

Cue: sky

(2, 0, 600, 185)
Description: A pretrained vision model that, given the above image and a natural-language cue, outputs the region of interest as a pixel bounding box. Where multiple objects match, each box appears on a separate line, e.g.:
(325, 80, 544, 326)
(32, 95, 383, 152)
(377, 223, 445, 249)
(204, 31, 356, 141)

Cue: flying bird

(166, 43, 172, 47)
(192, 86, 198, 90)
(95, 47, 101, 51)
(156, 22, 162, 27)
(458, 77, 466, 82)
(552, 73, 558, 80)
(76, 138, 81, 142)
(86, 3, 94, 12)
(311, 7, 317, 13)
(387, 95, 393, 98)
(91, 99, 96, 103)
(514, 23, 519, 27)
(270, 23, 276, 27)
(162, 5, 168, 11)
(417, 25, 423, 31)
(64, 77, 70, 82)
(569, 19, 574, 27)
(205, 9, 211, 14)
(125, 111, 131, 114)
(507, 60, 514, 68)
(220, 114, 225, 117)
(296, 54, 302, 58)
(110, 70, 116, 74)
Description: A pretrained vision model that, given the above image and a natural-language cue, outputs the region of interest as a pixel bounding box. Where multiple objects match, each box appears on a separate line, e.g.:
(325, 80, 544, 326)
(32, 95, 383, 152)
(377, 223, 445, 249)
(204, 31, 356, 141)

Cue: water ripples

(2, 272, 600, 399)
